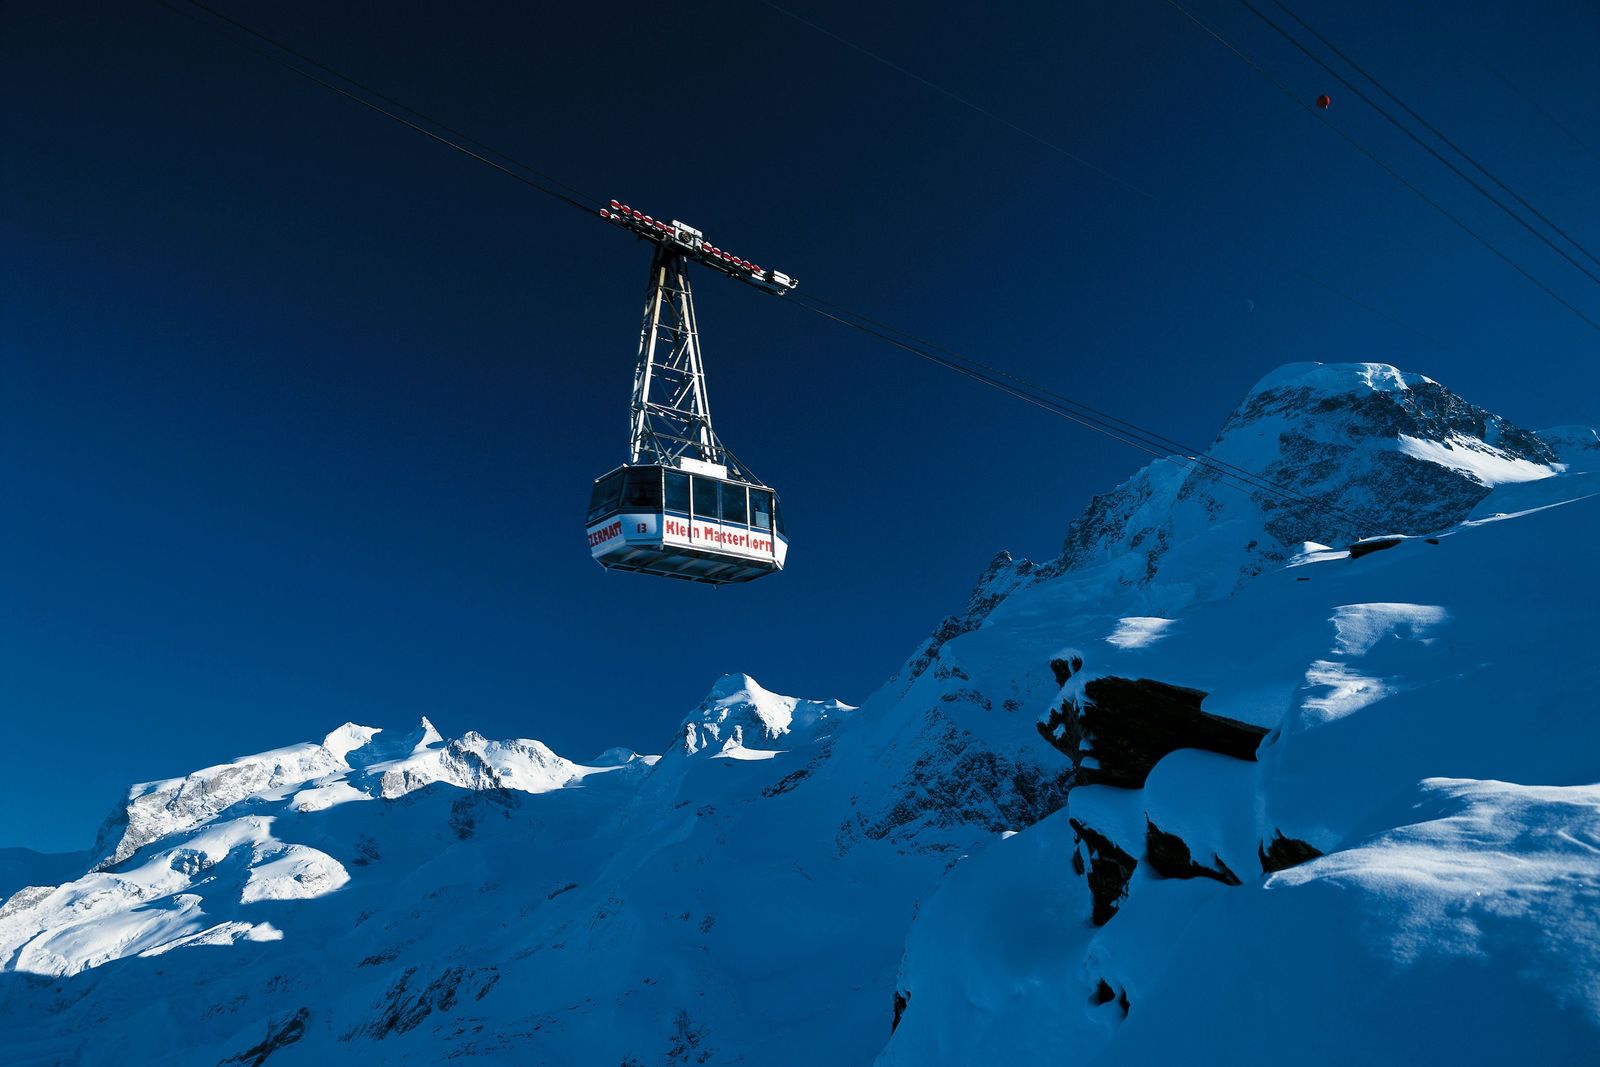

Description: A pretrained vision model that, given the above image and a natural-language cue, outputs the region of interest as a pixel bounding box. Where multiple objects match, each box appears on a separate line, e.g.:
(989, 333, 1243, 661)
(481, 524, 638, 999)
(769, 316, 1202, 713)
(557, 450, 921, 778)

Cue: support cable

(159, 0, 1390, 535)
(751, 0, 1475, 359)
(1163, 0, 1600, 334)
(1271, 0, 1600, 272)
(749, 0, 1148, 199)
(1408, 0, 1600, 170)
(1242, 0, 1600, 286)
(161, 0, 601, 216)
(790, 292, 1382, 534)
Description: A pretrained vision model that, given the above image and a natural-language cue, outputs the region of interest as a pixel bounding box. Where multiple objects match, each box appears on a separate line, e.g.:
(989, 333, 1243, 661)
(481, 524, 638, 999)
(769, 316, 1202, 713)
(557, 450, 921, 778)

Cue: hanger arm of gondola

(600, 201, 798, 296)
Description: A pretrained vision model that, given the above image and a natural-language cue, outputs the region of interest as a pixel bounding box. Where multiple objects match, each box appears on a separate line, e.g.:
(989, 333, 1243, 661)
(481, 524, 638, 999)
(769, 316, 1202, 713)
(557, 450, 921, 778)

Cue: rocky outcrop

(1347, 535, 1403, 559)
(1259, 830, 1323, 873)
(1040, 364, 1562, 617)
(94, 744, 346, 869)
(1090, 979, 1130, 1017)
(1145, 818, 1240, 885)
(1039, 675, 1268, 790)
(858, 711, 1073, 845)
(220, 1006, 309, 1066)
(1070, 818, 1137, 926)
(349, 965, 498, 1041)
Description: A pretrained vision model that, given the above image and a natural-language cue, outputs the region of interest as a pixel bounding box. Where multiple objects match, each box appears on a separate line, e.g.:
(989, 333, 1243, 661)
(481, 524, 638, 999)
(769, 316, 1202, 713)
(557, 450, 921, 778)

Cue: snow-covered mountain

(3, 363, 1597, 1065)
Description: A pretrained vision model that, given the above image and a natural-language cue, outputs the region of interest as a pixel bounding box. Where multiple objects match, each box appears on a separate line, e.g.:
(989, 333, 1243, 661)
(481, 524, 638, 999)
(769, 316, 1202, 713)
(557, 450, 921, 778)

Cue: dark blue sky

(4, 0, 1597, 852)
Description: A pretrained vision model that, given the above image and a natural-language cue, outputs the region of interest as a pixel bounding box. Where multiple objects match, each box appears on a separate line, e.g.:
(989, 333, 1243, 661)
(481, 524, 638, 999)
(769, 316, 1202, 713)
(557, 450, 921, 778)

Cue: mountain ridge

(4, 362, 1597, 1065)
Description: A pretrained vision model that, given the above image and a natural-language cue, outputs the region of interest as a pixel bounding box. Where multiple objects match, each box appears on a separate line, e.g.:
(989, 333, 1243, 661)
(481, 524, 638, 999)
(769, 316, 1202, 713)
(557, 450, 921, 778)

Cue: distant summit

(904, 361, 1571, 682)
(680, 673, 854, 756)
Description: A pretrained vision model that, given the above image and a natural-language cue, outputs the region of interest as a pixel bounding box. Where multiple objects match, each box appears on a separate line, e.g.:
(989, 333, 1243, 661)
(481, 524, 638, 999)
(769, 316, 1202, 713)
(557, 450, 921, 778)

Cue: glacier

(2, 362, 1597, 1065)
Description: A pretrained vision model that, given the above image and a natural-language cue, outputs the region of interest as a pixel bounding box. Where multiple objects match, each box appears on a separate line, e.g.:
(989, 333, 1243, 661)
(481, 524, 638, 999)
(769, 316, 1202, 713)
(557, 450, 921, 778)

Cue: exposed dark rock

(354, 966, 469, 1040)
(939, 688, 993, 710)
(1070, 819, 1137, 926)
(665, 1008, 711, 1065)
(763, 742, 834, 799)
(1050, 373, 1552, 598)
(1091, 979, 1116, 1006)
(1118, 988, 1130, 1017)
(1039, 677, 1268, 790)
(1050, 654, 1084, 688)
(1259, 830, 1323, 873)
(892, 989, 910, 1034)
(859, 712, 1072, 843)
(166, 848, 215, 877)
(1348, 536, 1404, 559)
(220, 1007, 309, 1066)
(1145, 818, 1241, 885)
(762, 766, 811, 797)
(447, 787, 518, 840)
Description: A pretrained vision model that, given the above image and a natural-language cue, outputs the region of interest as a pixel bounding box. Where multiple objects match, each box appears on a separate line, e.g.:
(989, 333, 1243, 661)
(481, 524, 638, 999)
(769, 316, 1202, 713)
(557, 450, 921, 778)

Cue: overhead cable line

(791, 292, 1381, 534)
(161, 0, 601, 217)
(1241, 0, 1600, 288)
(750, 0, 1148, 199)
(749, 0, 1476, 361)
(1162, 0, 1600, 334)
(1408, 0, 1600, 170)
(159, 0, 1380, 535)
(1270, 0, 1600, 273)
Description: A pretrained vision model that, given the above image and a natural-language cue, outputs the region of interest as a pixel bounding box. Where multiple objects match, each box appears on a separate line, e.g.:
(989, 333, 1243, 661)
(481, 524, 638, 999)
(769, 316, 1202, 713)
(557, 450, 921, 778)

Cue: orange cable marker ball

(1316, 94, 1332, 109)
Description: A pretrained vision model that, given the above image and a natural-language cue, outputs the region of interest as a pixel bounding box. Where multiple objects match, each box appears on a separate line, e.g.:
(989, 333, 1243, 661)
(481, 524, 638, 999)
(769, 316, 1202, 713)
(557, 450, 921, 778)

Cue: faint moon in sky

(1245, 298, 1256, 313)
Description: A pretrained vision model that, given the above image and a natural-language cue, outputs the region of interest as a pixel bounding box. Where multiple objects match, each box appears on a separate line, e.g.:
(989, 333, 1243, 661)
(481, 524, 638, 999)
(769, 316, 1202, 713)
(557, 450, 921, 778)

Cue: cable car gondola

(586, 461, 787, 584)
(586, 204, 796, 585)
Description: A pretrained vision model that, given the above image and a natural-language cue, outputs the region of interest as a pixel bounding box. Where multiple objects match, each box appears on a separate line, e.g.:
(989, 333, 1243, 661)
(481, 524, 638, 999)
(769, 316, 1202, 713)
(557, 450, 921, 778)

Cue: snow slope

(3, 363, 1596, 1065)
(881, 403, 1600, 1064)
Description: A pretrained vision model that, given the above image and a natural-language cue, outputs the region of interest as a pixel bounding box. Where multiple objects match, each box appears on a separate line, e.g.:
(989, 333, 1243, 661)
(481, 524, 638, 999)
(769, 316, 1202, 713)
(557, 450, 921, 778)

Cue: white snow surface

(3, 362, 1596, 1065)
(1247, 360, 1432, 395)
(1396, 433, 1556, 484)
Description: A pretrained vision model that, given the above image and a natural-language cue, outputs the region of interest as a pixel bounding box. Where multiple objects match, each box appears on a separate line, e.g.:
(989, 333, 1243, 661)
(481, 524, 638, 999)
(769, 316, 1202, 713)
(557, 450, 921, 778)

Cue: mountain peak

(904, 362, 1564, 680)
(1244, 360, 1435, 398)
(705, 672, 768, 703)
(321, 722, 380, 764)
(681, 675, 853, 755)
(414, 716, 443, 751)
(1054, 361, 1558, 594)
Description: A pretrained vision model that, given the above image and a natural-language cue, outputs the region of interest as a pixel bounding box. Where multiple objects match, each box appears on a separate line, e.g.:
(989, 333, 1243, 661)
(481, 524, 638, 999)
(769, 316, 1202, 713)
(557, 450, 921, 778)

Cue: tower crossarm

(601, 200, 799, 296)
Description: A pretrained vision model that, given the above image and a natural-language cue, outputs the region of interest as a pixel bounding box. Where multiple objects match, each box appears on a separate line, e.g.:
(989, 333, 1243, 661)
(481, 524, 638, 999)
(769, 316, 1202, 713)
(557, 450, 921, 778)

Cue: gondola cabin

(586, 459, 787, 585)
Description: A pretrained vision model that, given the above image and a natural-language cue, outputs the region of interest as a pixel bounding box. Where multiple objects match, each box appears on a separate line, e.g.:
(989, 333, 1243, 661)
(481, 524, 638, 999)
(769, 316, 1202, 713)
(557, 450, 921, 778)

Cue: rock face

(1038, 671, 1269, 789)
(854, 709, 1073, 845)
(92, 743, 349, 869)
(1258, 830, 1324, 874)
(1070, 818, 1138, 926)
(1145, 818, 1240, 885)
(911, 363, 1564, 639)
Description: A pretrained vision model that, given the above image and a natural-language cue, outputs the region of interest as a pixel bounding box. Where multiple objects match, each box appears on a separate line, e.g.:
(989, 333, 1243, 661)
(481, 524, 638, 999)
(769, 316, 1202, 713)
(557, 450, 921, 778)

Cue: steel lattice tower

(600, 202, 797, 487)
(628, 244, 723, 470)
